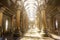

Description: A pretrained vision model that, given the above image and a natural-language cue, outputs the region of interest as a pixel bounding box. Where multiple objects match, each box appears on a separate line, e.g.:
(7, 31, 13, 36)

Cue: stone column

(40, 9, 47, 36)
(0, 10, 3, 37)
(40, 3, 47, 36)
(0, 12, 3, 27)
(0, 7, 6, 37)
(47, 16, 53, 33)
(11, 15, 16, 33)
(41, 9, 47, 30)
(16, 9, 21, 30)
(0, 7, 5, 27)
(22, 13, 29, 33)
(52, 17, 57, 34)
(15, 0, 22, 36)
(16, 9, 22, 36)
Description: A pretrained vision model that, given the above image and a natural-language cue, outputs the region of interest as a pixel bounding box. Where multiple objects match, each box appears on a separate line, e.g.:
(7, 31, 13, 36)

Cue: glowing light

(24, 1, 38, 7)
(24, 25, 41, 37)
(50, 33, 60, 40)
(5, 38, 7, 40)
(21, 0, 46, 39)
(23, 0, 38, 21)
(56, 20, 58, 28)
(5, 19, 8, 31)
(29, 18, 35, 21)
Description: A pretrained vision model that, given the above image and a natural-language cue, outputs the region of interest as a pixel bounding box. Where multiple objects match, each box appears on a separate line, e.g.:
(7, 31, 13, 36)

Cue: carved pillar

(39, 0, 47, 36)
(16, 0, 22, 36)
(47, 15, 53, 33)
(22, 12, 28, 33)
(35, 12, 40, 29)
(15, 9, 22, 36)
(0, 7, 5, 36)
(16, 0, 22, 31)
(24, 14, 28, 32)
(0, 7, 5, 27)
(0, 11, 3, 37)
(16, 9, 21, 29)
(0, 12, 3, 27)
(41, 9, 47, 30)
(12, 15, 16, 33)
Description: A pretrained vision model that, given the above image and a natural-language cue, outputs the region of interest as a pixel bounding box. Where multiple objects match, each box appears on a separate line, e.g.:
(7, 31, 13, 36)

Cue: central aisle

(24, 26, 41, 37)
(20, 26, 54, 40)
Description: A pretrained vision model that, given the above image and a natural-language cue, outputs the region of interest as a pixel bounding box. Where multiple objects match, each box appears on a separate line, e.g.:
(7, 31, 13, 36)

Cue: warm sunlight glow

(5, 19, 8, 31)
(56, 20, 58, 28)
(50, 33, 60, 40)
(20, 0, 47, 40)
(23, 0, 38, 21)
(5, 38, 7, 40)
(24, 24, 41, 37)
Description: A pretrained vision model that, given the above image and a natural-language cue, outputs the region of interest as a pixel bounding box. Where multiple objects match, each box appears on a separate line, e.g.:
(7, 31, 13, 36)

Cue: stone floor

(0, 26, 57, 40)
(0, 35, 55, 40)
(20, 36, 54, 40)
(19, 26, 54, 40)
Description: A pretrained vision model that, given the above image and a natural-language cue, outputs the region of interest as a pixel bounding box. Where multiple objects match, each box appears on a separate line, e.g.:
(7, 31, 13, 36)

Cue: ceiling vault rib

(0, 2, 15, 15)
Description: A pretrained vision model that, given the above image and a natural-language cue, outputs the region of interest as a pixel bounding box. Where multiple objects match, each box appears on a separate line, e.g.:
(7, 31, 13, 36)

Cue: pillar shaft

(47, 16, 53, 33)
(0, 7, 5, 37)
(41, 9, 47, 30)
(0, 13, 3, 27)
(0, 7, 5, 27)
(16, 9, 22, 36)
(16, 10, 21, 29)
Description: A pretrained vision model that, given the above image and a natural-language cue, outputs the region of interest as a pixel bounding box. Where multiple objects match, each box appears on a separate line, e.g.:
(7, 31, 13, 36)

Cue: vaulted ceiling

(46, 0, 60, 18)
(0, 0, 17, 15)
(0, 0, 60, 16)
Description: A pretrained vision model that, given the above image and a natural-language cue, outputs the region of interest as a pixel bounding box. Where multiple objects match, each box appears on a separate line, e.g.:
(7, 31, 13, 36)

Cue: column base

(40, 30, 49, 37)
(13, 28, 22, 37)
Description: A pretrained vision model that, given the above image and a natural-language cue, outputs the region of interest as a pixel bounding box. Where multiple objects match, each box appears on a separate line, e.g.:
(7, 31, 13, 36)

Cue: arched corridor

(0, 0, 60, 40)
